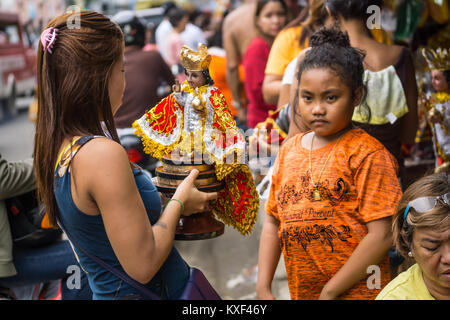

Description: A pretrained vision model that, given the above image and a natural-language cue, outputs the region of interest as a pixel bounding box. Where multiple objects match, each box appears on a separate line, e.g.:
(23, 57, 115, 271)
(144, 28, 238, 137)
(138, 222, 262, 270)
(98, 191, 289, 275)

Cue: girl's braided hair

(293, 26, 371, 126)
(298, 26, 366, 97)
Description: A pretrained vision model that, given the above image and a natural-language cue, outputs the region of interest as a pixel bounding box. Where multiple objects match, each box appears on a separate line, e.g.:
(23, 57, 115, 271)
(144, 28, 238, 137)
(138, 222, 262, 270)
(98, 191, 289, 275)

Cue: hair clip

(40, 27, 58, 54)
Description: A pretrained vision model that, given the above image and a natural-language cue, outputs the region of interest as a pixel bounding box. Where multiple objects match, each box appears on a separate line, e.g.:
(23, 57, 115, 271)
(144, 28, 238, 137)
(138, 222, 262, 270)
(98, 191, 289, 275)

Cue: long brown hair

(284, 0, 327, 46)
(33, 11, 124, 227)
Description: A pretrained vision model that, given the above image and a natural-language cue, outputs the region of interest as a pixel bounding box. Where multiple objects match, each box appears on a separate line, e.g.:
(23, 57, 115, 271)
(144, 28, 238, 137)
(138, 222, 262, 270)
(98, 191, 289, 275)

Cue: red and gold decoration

(133, 44, 259, 238)
(421, 47, 450, 173)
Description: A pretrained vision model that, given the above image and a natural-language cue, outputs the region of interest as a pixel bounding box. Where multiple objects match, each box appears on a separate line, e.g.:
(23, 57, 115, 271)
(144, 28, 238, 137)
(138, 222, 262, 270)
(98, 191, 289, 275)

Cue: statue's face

(185, 70, 206, 88)
(431, 70, 448, 92)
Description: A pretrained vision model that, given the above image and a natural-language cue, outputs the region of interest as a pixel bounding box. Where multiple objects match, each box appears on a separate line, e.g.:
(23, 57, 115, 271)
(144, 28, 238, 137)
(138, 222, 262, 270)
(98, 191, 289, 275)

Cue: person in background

(222, 1, 258, 128)
(113, 13, 175, 130)
(207, 10, 241, 118)
(155, 1, 177, 60)
(0, 154, 92, 299)
(376, 173, 449, 300)
(181, 9, 208, 50)
(243, 0, 287, 128)
(165, 8, 190, 83)
(262, 0, 328, 105)
(143, 22, 158, 52)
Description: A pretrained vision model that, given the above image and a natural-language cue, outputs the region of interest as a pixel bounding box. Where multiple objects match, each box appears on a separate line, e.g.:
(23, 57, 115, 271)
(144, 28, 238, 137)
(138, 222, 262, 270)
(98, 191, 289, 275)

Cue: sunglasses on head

(403, 192, 450, 220)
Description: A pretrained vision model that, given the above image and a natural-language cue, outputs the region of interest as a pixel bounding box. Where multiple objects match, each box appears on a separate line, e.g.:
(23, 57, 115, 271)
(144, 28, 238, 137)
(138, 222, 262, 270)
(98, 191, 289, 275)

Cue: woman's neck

(338, 18, 372, 46)
(259, 33, 275, 46)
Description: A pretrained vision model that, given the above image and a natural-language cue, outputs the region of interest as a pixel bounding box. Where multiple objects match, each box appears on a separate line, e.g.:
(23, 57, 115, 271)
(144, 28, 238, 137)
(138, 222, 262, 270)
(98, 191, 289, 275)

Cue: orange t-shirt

(265, 128, 402, 300)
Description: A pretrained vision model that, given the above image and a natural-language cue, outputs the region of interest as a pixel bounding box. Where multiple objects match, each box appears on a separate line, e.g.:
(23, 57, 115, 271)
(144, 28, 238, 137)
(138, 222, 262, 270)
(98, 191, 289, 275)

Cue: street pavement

(0, 111, 290, 300)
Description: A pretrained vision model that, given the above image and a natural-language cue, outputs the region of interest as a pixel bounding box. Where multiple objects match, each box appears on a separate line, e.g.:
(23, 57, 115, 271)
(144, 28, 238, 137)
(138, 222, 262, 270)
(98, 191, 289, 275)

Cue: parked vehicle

(0, 11, 36, 122)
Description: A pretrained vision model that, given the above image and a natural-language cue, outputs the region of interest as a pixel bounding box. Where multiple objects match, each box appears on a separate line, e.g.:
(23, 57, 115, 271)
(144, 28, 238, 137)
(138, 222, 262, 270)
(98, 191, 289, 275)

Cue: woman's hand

(172, 169, 218, 216)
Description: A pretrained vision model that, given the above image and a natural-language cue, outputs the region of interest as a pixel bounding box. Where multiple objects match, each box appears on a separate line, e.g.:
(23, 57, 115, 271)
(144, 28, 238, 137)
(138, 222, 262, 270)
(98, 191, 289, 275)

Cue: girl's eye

(302, 96, 312, 102)
(327, 95, 337, 101)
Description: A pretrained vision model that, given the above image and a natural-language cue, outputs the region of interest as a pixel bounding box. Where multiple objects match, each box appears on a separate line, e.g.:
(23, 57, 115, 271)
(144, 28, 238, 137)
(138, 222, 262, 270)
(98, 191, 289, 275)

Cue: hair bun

(309, 26, 351, 48)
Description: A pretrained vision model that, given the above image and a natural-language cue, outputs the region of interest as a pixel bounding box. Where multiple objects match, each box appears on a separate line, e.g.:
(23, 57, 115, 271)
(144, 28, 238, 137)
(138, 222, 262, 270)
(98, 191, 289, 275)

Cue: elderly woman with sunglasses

(376, 173, 450, 300)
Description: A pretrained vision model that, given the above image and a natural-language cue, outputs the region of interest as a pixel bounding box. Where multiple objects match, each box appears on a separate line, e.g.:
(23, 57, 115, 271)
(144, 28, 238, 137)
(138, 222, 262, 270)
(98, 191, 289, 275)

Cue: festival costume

(133, 44, 259, 235)
(266, 129, 402, 299)
(421, 47, 450, 172)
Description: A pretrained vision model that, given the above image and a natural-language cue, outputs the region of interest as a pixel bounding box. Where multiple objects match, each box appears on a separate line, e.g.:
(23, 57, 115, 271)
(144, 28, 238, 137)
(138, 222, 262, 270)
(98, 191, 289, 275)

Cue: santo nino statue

(133, 44, 259, 235)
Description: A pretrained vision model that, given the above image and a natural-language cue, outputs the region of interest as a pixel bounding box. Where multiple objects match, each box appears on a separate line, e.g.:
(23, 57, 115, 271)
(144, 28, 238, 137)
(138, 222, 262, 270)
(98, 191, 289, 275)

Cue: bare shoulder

(72, 137, 129, 174)
(369, 42, 404, 67)
(224, 3, 255, 22)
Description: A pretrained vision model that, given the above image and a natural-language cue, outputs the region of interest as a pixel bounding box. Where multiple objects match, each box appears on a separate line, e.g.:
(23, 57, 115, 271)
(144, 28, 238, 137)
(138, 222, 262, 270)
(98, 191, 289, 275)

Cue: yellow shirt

(265, 25, 306, 76)
(376, 264, 435, 300)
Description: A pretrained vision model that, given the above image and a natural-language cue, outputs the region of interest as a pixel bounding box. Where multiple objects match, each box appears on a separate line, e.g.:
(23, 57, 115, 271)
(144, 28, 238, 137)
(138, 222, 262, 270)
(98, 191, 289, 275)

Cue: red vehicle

(0, 11, 36, 120)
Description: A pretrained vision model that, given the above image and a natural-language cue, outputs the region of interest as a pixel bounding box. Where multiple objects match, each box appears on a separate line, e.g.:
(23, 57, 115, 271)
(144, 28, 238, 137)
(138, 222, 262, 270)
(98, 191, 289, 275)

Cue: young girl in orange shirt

(257, 27, 403, 300)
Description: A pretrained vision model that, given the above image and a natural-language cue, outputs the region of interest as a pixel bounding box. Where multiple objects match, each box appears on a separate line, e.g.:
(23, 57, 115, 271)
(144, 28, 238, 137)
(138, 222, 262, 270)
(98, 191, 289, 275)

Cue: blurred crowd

(108, 0, 450, 181)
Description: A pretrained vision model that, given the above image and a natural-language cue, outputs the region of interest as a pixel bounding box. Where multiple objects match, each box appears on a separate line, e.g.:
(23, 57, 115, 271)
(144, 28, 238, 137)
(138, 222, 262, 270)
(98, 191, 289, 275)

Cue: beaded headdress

(180, 43, 211, 71)
(422, 47, 450, 71)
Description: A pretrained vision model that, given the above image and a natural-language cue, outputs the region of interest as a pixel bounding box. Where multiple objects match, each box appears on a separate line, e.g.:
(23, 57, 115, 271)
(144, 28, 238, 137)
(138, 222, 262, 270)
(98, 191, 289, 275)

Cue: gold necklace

(308, 133, 343, 201)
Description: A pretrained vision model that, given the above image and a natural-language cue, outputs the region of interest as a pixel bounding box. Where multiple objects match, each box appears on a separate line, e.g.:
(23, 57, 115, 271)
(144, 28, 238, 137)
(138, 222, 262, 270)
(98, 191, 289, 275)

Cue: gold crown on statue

(422, 47, 450, 71)
(180, 43, 211, 71)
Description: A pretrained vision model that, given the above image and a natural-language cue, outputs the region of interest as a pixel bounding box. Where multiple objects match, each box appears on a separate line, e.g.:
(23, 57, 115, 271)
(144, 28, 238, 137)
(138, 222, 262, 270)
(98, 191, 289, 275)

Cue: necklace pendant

(313, 189, 321, 201)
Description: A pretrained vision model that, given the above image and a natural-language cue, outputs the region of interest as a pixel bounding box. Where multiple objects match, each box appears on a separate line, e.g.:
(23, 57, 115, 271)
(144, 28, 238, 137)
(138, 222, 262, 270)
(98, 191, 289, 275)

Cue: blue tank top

(53, 136, 189, 300)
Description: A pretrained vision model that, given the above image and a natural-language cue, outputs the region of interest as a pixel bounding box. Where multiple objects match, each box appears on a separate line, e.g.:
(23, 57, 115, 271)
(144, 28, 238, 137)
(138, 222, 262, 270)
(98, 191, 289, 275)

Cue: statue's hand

(172, 80, 181, 93)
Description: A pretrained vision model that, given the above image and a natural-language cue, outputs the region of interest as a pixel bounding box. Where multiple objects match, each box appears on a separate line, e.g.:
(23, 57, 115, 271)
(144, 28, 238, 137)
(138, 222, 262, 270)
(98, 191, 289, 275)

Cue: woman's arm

(262, 74, 283, 105)
(75, 138, 216, 284)
(277, 84, 291, 108)
(0, 155, 36, 200)
(319, 217, 393, 299)
(257, 214, 281, 300)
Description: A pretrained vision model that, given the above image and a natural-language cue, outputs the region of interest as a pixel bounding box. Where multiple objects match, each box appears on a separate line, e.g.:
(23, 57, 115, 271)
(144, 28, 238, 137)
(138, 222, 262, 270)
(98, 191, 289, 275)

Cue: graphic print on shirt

(277, 171, 353, 253)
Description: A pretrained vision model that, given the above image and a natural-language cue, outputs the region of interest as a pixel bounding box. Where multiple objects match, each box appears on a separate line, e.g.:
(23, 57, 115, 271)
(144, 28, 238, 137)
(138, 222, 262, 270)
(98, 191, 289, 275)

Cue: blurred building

(0, 0, 66, 32)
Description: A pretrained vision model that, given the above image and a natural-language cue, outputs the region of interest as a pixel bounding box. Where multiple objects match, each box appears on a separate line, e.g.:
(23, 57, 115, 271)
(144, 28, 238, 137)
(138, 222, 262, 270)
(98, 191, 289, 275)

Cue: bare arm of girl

(74, 138, 217, 284)
(318, 216, 393, 299)
(257, 214, 282, 300)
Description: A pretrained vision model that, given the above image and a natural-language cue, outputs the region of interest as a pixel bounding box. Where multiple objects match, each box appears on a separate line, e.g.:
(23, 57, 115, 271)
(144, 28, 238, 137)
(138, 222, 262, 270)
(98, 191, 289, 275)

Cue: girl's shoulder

(343, 128, 387, 153)
(342, 128, 398, 169)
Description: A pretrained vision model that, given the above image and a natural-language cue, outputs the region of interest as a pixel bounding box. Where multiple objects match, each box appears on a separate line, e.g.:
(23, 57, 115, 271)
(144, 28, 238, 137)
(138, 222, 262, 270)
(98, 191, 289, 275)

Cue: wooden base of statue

(153, 155, 225, 240)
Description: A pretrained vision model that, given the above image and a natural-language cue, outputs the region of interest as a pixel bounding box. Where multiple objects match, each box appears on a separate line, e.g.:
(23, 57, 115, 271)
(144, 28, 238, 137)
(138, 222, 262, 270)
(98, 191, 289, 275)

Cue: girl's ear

(352, 86, 364, 107)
